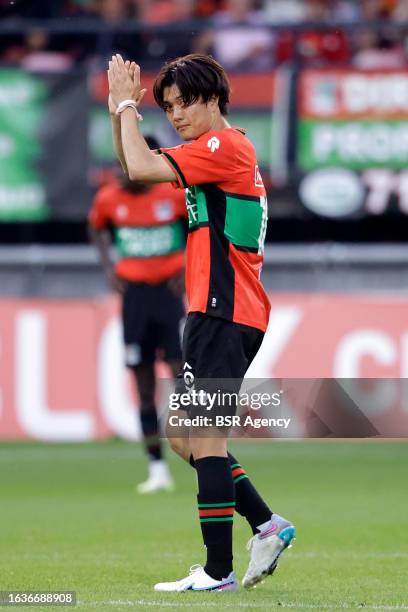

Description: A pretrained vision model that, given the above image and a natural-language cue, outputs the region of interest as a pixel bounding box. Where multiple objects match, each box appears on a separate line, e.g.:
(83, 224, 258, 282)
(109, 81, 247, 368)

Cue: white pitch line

(79, 601, 408, 610)
(79, 601, 266, 609)
(0, 449, 143, 463)
(4, 551, 405, 564)
(290, 552, 408, 560)
(275, 605, 408, 611)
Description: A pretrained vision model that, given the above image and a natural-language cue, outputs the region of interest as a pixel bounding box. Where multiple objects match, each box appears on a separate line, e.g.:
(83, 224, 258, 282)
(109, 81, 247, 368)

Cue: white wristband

(116, 99, 143, 120)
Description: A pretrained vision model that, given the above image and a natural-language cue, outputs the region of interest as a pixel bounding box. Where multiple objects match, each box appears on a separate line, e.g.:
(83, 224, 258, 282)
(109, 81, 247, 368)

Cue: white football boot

(242, 513, 295, 589)
(136, 460, 174, 494)
(154, 564, 238, 592)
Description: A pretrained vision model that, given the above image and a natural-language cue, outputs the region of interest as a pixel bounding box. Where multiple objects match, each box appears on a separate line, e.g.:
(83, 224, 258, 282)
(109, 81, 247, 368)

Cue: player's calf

(165, 410, 190, 461)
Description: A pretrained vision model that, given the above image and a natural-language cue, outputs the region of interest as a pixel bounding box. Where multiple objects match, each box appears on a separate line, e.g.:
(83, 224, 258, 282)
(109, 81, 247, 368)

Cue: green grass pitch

(1, 440, 407, 611)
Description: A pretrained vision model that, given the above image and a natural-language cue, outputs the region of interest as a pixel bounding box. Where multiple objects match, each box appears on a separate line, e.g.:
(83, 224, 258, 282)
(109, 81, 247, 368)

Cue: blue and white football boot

(242, 513, 295, 589)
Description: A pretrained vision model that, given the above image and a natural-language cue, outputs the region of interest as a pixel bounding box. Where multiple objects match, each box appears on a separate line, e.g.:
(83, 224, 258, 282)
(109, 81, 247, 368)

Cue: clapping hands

(107, 54, 147, 114)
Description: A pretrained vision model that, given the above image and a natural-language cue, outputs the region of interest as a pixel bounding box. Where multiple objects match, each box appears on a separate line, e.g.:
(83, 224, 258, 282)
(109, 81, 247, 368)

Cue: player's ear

(208, 95, 219, 111)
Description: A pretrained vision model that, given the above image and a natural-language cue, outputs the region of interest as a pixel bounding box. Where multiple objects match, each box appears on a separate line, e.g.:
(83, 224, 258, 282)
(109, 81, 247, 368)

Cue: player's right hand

(108, 59, 132, 114)
(127, 59, 147, 108)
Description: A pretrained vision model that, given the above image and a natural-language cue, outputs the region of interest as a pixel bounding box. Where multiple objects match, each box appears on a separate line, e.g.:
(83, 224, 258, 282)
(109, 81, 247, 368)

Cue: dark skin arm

(89, 225, 125, 294)
(167, 216, 187, 296)
(167, 268, 185, 297)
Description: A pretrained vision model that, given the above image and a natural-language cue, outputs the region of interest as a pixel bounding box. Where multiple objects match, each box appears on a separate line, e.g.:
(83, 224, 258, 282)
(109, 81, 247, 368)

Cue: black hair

(153, 53, 230, 116)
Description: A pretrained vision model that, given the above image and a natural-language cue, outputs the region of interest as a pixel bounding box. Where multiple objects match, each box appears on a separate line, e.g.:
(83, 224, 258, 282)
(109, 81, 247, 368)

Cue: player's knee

(167, 435, 189, 460)
(165, 359, 181, 379)
(189, 435, 227, 460)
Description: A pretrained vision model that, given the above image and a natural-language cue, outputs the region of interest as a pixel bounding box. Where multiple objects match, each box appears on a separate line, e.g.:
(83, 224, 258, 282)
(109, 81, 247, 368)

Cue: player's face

(162, 84, 217, 141)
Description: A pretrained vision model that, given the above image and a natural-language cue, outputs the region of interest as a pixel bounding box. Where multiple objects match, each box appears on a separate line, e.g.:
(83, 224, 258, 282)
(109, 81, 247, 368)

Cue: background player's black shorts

(122, 280, 185, 367)
(175, 312, 264, 414)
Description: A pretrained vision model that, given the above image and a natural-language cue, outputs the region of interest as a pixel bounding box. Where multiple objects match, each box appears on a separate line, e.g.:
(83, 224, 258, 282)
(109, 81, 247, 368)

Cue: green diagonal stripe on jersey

(114, 221, 184, 258)
(224, 193, 268, 252)
(186, 185, 209, 230)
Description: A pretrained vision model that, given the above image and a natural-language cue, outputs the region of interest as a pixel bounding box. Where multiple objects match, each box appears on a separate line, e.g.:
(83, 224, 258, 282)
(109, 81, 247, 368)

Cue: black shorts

(175, 312, 264, 413)
(122, 281, 185, 367)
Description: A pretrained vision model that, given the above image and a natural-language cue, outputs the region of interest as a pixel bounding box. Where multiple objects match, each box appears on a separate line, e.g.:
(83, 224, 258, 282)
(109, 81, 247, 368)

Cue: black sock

(195, 456, 235, 581)
(228, 453, 272, 534)
(190, 453, 271, 535)
(140, 408, 162, 461)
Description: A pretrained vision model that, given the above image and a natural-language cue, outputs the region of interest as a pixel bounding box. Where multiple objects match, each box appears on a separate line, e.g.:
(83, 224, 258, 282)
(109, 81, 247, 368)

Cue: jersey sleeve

(88, 189, 110, 230)
(160, 132, 236, 188)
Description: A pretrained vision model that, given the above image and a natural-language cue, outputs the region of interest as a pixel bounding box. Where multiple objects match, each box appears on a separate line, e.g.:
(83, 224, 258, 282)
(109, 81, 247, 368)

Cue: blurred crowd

(1, 0, 408, 71)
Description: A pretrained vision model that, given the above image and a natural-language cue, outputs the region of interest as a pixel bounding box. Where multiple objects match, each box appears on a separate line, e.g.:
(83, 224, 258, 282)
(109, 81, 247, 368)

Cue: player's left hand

(167, 270, 185, 297)
(106, 268, 126, 294)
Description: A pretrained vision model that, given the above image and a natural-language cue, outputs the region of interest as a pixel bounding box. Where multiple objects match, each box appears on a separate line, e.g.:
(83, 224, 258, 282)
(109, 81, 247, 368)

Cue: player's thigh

(122, 282, 150, 368)
(181, 312, 258, 381)
(175, 314, 243, 442)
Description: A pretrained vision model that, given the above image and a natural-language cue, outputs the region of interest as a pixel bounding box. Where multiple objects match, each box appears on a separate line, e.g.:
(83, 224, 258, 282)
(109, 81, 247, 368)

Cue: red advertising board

(1, 294, 407, 440)
(90, 71, 276, 108)
(250, 294, 408, 378)
(299, 69, 408, 119)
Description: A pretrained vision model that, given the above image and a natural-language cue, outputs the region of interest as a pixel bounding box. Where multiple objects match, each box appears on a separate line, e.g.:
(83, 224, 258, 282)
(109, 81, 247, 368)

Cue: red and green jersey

(161, 127, 270, 332)
(89, 181, 186, 284)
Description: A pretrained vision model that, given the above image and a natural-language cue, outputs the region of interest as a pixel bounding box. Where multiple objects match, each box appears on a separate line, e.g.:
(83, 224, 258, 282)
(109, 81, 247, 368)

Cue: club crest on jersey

(254, 165, 264, 188)
(117, 204, 128, 219)
(154, 200, 174, 221)
(207, 136, 220, 153)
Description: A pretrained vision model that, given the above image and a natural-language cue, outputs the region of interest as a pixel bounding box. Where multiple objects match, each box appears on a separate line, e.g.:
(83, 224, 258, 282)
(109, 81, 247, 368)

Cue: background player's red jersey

(89, 181, 187, 284)
(161, 128, 270, 332)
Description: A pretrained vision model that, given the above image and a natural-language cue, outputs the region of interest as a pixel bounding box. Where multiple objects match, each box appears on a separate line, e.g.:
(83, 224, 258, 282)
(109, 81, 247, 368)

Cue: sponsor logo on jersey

(154, 200, 174, 221)
(116, 224, 182, 257)
(207, 136, 220, 153)
(117, 204, 128, 219)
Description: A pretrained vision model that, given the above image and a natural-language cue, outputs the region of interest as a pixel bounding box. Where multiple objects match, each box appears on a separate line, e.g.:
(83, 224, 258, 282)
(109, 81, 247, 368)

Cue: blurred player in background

(108, 54, 295, 592)
(88, 135, 187, 493)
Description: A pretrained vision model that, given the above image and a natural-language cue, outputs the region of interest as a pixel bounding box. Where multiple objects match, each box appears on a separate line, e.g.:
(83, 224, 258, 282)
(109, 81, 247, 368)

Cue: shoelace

(247, 520, 282, 551)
